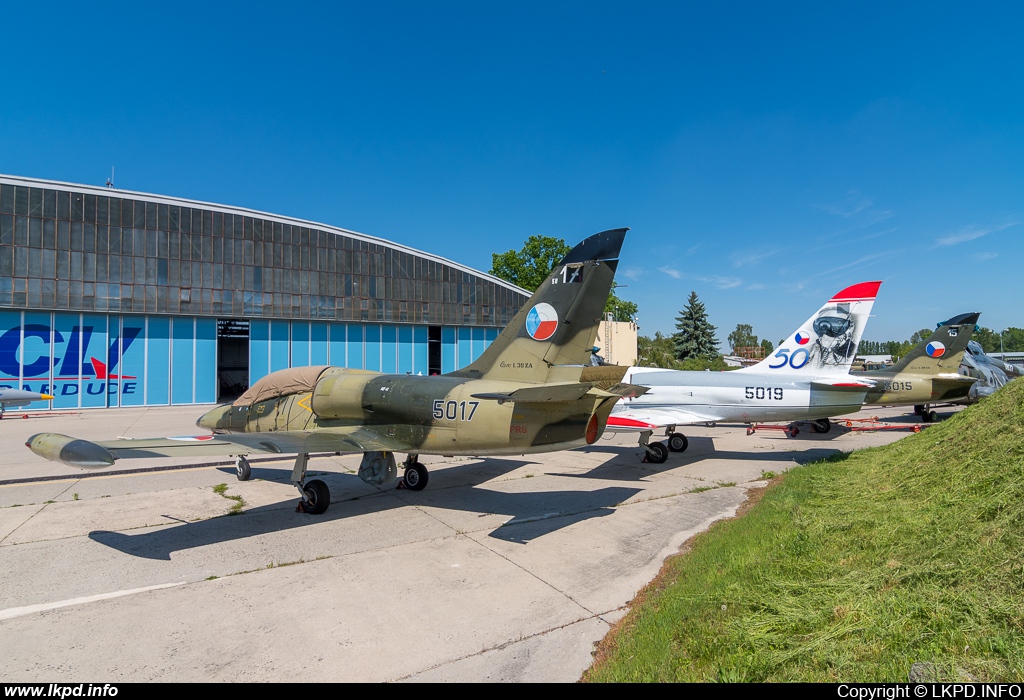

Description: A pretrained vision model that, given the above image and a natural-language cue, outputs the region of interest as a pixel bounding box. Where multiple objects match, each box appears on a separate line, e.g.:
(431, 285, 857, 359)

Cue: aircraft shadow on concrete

(89, 458, 642, 560)
(555, 438, 840, 481)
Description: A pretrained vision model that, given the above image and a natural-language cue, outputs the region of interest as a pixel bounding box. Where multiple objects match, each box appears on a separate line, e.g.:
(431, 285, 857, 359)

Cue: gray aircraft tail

(880, 312, 980, 375)
(449, 228, 628, 384)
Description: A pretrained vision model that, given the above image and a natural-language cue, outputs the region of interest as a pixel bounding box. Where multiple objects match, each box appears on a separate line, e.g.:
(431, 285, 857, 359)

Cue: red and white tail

(737, 281, 881, 376)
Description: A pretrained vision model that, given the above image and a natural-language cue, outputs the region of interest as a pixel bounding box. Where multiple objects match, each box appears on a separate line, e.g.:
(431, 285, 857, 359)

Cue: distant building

(595, 318, 637, 366)
(0, 174, 529, 409)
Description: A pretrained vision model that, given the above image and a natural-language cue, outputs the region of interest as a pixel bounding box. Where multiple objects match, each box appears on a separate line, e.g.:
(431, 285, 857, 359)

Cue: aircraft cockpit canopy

(232, 366, 331, 407)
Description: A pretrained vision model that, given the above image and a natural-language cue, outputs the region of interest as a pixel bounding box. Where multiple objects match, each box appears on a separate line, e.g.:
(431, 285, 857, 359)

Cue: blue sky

(2, 2, 1022, 346)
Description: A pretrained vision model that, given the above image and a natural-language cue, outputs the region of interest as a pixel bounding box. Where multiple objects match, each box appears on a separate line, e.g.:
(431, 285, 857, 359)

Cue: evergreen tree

(672, 291, 719, 361)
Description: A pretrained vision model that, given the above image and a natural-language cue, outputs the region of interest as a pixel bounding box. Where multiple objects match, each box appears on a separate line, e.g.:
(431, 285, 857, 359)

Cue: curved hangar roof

(0, 174, 529, 325)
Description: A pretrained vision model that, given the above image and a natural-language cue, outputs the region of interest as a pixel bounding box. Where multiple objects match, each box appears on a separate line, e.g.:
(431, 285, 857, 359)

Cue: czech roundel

(795, 332, 811, 345)
(926, 341, 946, 358)
(526, 303, 559, 341)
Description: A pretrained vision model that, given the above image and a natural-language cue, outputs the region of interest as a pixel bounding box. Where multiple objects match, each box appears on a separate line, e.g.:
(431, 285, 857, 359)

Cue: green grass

(212, 483, 245, 515)
(585, 380, 1024, 682)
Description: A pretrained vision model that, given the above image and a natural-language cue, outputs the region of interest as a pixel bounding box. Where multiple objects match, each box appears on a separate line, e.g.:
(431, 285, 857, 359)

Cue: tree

(672, 291, 719, 361)
(760, 338, 774, 355)
(490, 234, 638, 320)
(727, 324, 758, 354)
(637, 332, 680, 369)
(908, 328, 932, 345)
(490, 235, 571, 292)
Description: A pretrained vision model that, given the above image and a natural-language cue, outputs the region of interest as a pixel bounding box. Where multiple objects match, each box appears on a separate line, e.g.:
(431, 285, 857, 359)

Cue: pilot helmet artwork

(810, 304, 857, 366)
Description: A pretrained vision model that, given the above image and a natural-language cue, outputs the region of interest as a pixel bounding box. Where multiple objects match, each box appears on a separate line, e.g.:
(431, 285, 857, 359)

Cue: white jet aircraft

(608, 281, 881, 462)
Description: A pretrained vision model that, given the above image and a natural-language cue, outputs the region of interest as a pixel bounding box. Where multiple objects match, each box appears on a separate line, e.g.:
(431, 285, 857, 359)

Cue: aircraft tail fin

(882, 312, 980, 375)
(448, 228, 628, 384)
(737, 281, 882, 375)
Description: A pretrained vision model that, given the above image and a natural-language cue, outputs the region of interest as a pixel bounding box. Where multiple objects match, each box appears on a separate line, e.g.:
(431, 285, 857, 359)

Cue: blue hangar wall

(0, 310, 499, 409)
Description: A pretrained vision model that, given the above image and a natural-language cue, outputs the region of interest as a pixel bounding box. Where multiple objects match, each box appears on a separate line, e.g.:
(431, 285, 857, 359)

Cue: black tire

(235, 457, 251, 481)
(668, 433, 689, 452)
(926, 410, 938, 423)
(811, 419, 831, 434)
(921, 410, 933, 423)
(403, 462, 429, 491)
(302, 479, 331, 515)
(645, 442, 669, 464)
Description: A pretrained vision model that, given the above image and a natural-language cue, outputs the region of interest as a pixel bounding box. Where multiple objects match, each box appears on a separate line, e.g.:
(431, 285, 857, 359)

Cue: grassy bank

(585, 380, 1024, 682)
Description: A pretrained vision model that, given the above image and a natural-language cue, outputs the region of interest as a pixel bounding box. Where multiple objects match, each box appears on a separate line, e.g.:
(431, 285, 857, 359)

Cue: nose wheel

(235, 456, 252, 481)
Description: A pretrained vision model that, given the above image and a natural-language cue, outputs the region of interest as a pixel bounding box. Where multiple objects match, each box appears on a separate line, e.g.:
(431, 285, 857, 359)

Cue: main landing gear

(811, 418, 832, 434)
(289, 452, 331, 515)
(914, 404, 939, 423)
(399, 454, 429, 491)
(639, 428, 688, 464)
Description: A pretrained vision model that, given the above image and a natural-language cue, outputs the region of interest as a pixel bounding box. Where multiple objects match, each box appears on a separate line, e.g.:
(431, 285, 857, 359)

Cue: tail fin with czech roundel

(737, 281, 882, 376)
(447, 228, 628, 384)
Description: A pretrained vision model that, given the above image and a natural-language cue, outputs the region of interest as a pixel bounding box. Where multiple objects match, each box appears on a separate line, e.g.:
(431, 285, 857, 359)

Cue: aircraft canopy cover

(232, 366, 331, 407)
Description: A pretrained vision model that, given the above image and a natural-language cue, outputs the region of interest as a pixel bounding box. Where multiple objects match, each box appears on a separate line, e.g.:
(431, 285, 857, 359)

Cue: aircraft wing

(472, 381, 649, 404)
(810, 377, 877, 391)
(26, 426, 414, 470)
(606, 406, 726, 431)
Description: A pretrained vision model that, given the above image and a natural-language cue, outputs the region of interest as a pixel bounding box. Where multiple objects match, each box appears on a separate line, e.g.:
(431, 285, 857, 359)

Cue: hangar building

(0, 174, 529, 410)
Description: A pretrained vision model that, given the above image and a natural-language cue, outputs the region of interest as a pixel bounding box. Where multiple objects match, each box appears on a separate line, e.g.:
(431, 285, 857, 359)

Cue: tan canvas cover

(232, 366, 330, 407)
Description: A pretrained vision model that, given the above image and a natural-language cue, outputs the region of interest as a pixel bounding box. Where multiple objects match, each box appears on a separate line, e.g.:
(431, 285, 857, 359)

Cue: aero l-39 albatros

(857, 312, 980, 423)
(607, 282, 882, 463)
(27, 229, 645, 514)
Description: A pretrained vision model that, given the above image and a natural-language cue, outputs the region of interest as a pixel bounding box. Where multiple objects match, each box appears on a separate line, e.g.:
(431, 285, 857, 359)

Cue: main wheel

(913, 405, 925, 415)
(235, 456, 252, 481)
(403, 462, 429, 491)
(668, 433, 689, 452)
(921, 410, 933, 423)
(302, 479, 331, 515)
(811, 419, 831, 434)
(926, 410, 938, 423)
(645, 442, 669, 464)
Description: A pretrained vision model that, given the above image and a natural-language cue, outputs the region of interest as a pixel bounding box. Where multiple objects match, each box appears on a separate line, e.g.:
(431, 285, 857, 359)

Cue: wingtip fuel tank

(26, 433, 116, 470)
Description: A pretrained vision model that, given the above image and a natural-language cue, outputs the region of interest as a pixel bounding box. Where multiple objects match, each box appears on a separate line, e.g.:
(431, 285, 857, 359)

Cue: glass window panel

(71, 192, 84, 222)
(97, 195, 108, 224)
(29, 188, 43, 216)
(169, 232, 180, 259)
(146, 230, 157, 257)
(0, 245, 11, 276)
(0, 184, 13, 213)
(109, 255, 120, 283)
(134, 229, 145, 255)
(15, 216, 28, 245)
(29, 217, 42, 247)
(43, 219, 56, 249)
(84, 223, 95, 252)
(84, 194, 96, 223)
(14, 186, 28, 215)
(83, 253, 96, 281)
(108, 197, 121, 227)
(158, 203, 168, 231)
(71, 252, 83, 280)
(144, 201, 156, 230)
(202, 210, 212, 235)
(157, 230, 167, 259)
(168, 205, 179, 232)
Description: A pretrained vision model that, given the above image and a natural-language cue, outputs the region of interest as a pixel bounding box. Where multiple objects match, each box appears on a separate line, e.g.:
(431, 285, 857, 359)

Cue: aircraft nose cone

(197, 405, 228, 430)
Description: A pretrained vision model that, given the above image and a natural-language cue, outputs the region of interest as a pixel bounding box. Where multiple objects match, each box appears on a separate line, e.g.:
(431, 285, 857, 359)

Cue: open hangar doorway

(217, 319, 249, 402)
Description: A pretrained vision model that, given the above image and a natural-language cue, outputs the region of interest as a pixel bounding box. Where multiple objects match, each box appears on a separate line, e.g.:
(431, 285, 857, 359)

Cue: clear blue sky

(2, 2, 1022, 346)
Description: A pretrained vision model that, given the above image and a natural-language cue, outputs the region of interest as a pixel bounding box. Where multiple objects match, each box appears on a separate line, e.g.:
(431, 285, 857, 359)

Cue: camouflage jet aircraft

(857, 312, 979, 422)
(27, 229, 645, 514)
(0, 388, 54, 418)
(607, 281, 882, 462)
